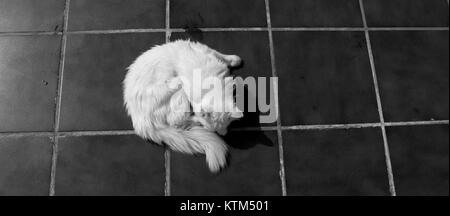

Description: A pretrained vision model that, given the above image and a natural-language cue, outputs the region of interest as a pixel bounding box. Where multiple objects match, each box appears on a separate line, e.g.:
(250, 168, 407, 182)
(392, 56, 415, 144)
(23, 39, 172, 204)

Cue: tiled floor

(60, 33, 165, 131)
(0, 0, 448, 196)
(55, 135, 165, 196)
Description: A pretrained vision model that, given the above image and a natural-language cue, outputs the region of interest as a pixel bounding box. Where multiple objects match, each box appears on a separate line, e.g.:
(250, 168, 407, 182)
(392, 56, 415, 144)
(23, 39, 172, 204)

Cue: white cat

(123, 40, 243, 172)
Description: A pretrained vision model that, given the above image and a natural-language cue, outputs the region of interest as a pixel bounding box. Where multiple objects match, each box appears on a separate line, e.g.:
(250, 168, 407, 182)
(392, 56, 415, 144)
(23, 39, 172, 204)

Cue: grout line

(272, 27, 450, 31)
(283, 120, 449, 130)
(165, 0, 171, 42)
(265, 0, 287, 197)
(359, 0, 396, 196)
(164, 148, 171, 196)
(57, 130, 135, 137)
(187, 27, 268, 32)
(0, 132, 55, 139)
(68, 29, 167, 35)
(368, 27, 449, 31)
(164, 0, 171, 197)
(282, 123, 382, 131)
(1, 27, 448, 37)
(272, 27, 364, 31)
(380, 126, 396, 195)
(49, 0, 71, 197)
(0, 31, 62, 36)
(1, 120, 448, 139)
(49, 137, 59, 196)
(386, 120, 449, 127)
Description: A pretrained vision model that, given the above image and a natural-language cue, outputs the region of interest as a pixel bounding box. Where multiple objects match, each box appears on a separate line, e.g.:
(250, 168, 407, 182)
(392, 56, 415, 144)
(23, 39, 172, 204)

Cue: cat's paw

(216, 128, 227, 136)
(227, 55, 242, 67)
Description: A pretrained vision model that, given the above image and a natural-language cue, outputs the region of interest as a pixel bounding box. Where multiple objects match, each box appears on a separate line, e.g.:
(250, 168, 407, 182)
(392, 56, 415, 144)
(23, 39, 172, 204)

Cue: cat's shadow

(222, 88, 275, 168)
(225, 86, 275, 151)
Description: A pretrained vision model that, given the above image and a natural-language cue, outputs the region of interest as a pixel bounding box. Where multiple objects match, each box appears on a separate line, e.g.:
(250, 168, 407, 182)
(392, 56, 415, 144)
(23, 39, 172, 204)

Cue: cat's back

(124, 42, 181, 89)
(127, 40, 203, 74)
(124, 40, 221, 89)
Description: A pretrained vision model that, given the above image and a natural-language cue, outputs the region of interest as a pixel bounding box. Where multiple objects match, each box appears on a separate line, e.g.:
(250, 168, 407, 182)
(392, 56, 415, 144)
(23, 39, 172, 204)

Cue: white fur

(123, 40, 243, 172)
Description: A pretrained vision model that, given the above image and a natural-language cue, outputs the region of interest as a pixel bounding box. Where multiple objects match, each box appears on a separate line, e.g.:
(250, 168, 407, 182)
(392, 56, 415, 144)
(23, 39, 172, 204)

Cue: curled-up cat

(123, 40, 243, 172)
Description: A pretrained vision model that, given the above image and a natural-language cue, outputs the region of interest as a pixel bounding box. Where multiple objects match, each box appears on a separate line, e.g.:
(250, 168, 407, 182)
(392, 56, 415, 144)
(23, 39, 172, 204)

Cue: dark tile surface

(363, 0, 449, 27)
(274, 31, 379, 126)
(387, 125, 449, 196)
(0, 136, 53, 196)
(59, 33, 165, 131)
(0, 36, 60, 132)
(68, 0, 166, 31)
(171, 131, 281, 195)
(371, 31, 449, 122)
(55, 135, 165, 196)
(171, 32, 277, 128)
(0, 0, 448, 197)
(270, 0, 363, 27)
(171, 0, 267, 28)
(0, 0, 65, 32)
(283, 128, 390, 196)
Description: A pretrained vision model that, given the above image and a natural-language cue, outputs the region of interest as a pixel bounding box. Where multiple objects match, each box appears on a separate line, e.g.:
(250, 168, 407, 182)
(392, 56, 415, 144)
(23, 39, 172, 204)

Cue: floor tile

(273, 31, 379, 126)
(171, 131, 281, 196)
(387, 125, 449, 196)
(171, 0, 267, 28)
(171, 32, 277, 128)
(0, 0, 65, 32)
(363, 0, 449, 27)
(270, 0, 363, 27)
(68, 0, 165, 31)
(283, 128, 389, 196)
(59, 33, 165, 131)
(55, 135, 165, 196)
(0, 36, 60, 132)
(0, 136, 53, 196)
(371, 31, 449, 122)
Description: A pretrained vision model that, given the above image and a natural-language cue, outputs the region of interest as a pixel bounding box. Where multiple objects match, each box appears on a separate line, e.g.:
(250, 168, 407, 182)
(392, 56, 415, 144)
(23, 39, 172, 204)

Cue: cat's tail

(157, 126, 228, 173)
